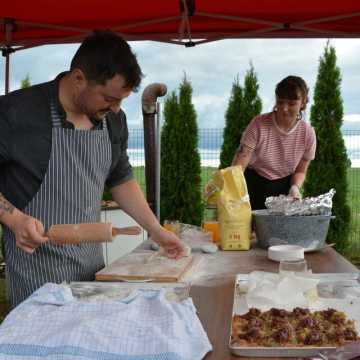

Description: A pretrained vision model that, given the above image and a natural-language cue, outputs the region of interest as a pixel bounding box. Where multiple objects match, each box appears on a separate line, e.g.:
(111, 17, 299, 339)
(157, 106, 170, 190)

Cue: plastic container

(253, 209, 332, 250)
(268, 245, 305, 262)
(279, 258, 308, 275)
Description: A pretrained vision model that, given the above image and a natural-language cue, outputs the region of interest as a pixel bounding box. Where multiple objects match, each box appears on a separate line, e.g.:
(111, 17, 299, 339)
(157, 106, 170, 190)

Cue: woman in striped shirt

(232, 76, 316, 210)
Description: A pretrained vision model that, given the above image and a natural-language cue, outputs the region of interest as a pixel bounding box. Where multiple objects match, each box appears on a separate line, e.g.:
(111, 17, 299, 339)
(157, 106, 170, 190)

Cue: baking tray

(229, 273, 360, 357)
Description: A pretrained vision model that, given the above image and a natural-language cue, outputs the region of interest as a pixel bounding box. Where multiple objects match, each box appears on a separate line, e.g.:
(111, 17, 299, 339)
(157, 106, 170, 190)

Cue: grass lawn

(130, 166, 218, 195)
(346, 168, 360, 266)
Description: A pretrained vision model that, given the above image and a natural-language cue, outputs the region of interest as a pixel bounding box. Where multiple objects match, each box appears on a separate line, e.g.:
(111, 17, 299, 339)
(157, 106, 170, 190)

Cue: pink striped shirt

(240, 112, 316, 180)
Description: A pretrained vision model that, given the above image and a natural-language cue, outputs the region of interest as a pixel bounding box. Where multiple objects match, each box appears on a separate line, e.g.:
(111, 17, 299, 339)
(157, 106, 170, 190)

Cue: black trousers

(244, 168, 292, 210)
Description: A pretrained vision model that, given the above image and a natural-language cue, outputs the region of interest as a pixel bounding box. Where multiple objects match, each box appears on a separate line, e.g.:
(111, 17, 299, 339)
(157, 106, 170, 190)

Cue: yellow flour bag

(213, 166, 252, 250)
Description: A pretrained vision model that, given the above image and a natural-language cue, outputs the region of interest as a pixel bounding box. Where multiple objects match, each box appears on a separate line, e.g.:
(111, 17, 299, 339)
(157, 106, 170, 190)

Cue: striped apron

(3, 104, 112, 307)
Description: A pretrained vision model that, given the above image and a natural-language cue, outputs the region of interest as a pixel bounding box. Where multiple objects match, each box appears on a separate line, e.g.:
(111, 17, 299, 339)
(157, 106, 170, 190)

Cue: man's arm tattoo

(0, 192, 15, 216)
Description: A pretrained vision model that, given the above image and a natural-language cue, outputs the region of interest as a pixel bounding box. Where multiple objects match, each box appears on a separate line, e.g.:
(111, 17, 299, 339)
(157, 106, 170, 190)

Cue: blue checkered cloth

(0, 283, 212, 360)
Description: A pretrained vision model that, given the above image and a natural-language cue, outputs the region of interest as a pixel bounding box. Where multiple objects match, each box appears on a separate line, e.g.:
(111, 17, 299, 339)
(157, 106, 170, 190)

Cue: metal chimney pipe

(142, 83, 167, 216)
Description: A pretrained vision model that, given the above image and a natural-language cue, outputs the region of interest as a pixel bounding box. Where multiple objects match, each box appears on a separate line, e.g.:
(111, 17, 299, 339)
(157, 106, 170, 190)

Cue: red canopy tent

(1, 0, 360, 91)
(1, 0, 360, 214)
(2, 0, 360, 46)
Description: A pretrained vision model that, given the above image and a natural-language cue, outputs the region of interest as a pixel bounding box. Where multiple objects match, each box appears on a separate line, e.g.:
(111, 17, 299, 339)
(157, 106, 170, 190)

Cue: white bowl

(268, 245, 305, 262)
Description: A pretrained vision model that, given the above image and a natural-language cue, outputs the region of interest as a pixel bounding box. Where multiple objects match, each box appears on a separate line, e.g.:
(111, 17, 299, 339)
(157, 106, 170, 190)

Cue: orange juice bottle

(202, 206, 220, 244)
(203, 221, 220, 243)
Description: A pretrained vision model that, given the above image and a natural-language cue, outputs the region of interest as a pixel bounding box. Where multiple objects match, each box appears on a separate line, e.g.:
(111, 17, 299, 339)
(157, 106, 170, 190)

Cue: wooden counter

(185, 247, 359, 360)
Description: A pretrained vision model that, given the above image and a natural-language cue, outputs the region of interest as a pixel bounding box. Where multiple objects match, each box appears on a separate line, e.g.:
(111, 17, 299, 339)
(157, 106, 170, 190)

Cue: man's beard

(96, 109, 111, 120)
(76, 93, 109, 120)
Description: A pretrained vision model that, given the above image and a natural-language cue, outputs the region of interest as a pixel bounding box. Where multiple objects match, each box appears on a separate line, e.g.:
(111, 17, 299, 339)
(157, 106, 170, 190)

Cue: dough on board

(156, 244, 192, 257)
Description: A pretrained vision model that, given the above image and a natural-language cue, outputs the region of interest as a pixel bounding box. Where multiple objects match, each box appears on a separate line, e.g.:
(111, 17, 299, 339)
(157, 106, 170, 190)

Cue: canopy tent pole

(2, 19, 14, 94)
(3, 49, 10, 94)
(155, 102, 161, 220)
(197, 11, 360, 38)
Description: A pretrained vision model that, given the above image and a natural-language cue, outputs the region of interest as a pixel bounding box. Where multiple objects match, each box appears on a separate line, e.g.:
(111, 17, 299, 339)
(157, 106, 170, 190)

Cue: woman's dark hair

(275, 75, 309, 111)
(70, 31, 143, 91)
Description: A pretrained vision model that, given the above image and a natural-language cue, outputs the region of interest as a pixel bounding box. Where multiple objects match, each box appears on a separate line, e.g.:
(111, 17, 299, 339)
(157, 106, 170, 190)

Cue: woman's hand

(289, 184, 302, 200)
(232, 144, 253, 168)
(290, 159, 311, 200)
(150, 227, 188, 259)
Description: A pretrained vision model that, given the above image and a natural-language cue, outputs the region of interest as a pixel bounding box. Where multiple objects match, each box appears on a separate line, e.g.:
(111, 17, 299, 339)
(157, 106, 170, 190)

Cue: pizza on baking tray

(231, 307, 359, 347)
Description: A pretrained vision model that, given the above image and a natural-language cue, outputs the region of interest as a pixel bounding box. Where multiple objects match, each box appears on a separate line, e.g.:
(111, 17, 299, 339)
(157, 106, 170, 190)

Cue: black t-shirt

(0, 73, 133, 211)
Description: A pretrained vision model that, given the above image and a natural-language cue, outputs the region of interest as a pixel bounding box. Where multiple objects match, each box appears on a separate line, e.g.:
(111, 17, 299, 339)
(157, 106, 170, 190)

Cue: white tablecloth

(0, 283, 212, 360)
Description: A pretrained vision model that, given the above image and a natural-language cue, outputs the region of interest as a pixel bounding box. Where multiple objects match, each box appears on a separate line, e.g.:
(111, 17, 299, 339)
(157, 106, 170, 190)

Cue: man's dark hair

(70, 31, 143, 91)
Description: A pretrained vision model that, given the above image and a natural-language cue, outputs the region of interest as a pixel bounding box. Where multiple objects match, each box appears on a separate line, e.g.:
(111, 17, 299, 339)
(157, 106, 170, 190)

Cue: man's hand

(150, 227, 187, 259)
(110, 180, 188, 259)
(289, 184, 302, 200)
(9, 212, 49, 254)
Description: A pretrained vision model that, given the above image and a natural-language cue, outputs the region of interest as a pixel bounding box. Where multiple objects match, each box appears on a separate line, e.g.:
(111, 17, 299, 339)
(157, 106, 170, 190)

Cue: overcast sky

(0, 38, 359, 129)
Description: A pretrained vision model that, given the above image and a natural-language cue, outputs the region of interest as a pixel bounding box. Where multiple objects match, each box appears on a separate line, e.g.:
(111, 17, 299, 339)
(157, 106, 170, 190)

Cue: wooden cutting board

(95, 251, 194, 282)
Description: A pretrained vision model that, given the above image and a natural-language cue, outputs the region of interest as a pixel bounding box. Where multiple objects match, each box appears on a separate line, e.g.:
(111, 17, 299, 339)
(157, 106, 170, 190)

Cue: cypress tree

(219, 64, 262, 169)
(219, 76, 243, 169)
(21, 74, 31, 88)
(160, 92, 180, 223)
(160, 78, 203, 225)
(177, 77, 203, 225)
(242, 64, 262, 137)
(303, 43, 350, 252)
